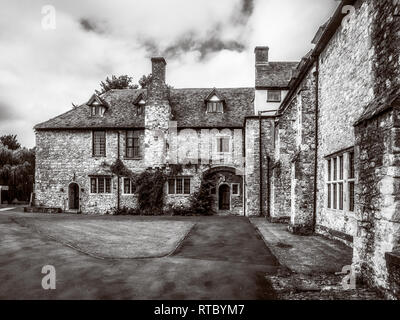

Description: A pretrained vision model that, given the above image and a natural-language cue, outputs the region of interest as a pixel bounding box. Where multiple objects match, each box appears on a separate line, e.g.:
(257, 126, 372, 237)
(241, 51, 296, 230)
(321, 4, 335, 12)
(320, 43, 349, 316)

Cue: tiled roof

(170, 88, 254, 127)
(255, 62, 299, 88)
(34, 89, 146, 130)
(354, 87, 400, 126)
(34, 87, 254, 130)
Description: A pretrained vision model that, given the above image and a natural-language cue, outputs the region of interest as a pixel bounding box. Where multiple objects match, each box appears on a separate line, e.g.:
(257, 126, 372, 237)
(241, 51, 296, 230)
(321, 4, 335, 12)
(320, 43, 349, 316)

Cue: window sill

(167, 194, 191, 197)
(325, 208, 356, 216)
(92, 155, 106, 158)
(124, 157, 142, 160)
(89, 193, 113, 195)
(267, 100, 281, 103)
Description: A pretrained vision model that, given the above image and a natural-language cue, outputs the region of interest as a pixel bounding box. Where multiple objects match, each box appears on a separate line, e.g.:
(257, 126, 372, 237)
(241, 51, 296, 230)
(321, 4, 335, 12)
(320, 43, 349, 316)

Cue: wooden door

(218, 184, 230, 210)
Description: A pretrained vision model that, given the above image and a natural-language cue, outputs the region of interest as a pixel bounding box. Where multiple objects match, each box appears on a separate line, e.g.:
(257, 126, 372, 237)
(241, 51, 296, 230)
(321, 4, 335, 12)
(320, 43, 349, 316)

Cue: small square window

(217, 137, 230, 153)
(267, 90, 281, 102)
(168, 177, 192, 195)
(232, 184, 240, 195)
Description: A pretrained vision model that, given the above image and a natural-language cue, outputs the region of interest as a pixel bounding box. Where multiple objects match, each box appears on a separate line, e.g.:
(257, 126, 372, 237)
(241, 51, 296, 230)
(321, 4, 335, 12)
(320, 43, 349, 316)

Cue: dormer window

(205, 89, 225, 114)
(137, 99, 145, 116)
(207, 100, 224, 113)
(133, 94, 146, 116)
(91, 104, 105, 117)
(87, 94, 107, 117)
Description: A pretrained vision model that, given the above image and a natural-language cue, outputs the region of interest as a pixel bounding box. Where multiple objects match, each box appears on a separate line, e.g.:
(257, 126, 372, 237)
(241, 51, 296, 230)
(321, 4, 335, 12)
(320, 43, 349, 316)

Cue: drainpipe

(117, 131, 121, 211)
(265, 155, 271, 219)
(243, 123, 247, 217)
(259, 112, 263, 217)
(312, 58, 320, 232)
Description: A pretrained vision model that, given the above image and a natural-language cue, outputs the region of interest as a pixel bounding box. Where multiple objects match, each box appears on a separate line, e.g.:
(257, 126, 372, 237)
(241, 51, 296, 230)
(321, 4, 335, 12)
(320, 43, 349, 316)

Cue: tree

(138, 73, 174, 89)
(95, 75, 139, 95)
(0, 135, 21, 151)
(138, 73, 153, 89)
(0, 139, 35, 203)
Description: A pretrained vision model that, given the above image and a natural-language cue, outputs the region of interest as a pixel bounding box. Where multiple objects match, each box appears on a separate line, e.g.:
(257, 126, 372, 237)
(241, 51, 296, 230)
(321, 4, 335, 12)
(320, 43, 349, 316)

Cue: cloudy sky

(0, 0, 338, 148)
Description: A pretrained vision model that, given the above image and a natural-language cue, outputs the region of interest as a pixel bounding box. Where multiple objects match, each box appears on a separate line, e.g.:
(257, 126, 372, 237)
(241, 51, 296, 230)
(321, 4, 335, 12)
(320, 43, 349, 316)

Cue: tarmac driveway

(0, 210, 280, 300)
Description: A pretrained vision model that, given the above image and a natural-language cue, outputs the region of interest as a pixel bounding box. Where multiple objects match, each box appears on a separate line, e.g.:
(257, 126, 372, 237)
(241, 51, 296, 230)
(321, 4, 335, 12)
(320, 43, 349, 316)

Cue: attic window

(207, 95, 224, 113)
(267, 90, 281, 102)
(137, 99, 145, 116)
(91, 104, 105, 117)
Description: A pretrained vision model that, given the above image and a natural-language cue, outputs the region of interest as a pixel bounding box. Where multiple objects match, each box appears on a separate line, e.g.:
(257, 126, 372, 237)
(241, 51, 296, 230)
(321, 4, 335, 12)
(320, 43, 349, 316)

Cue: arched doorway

(68, 183, 80, 210)
(218, 184, 230, 210)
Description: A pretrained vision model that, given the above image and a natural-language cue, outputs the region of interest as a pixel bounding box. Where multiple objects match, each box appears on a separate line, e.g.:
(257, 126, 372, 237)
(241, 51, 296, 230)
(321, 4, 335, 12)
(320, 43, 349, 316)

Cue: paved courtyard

(0, 208, 380, 300)
(0, 209, 279, 300)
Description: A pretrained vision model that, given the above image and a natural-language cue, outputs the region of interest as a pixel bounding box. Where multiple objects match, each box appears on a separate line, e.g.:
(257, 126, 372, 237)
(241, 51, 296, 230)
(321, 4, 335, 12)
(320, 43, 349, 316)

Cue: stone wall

(271, 100, 296, 220)
(316, 0, 375, 239)
(35, 129, 150, 214)
(353, 105, 400, 297)
(371, 0, 400, 96)
(35, 126, 246, 215)
(245, 117, 274, 217)
(289, 69, 317, 234)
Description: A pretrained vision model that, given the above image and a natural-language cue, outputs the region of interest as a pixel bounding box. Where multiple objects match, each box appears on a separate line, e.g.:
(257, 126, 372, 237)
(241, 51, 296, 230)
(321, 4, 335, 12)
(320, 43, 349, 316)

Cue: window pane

(124, 178, 131, 194)
(327, 184, 331, 208)
(133, 138, 140, 157)
(232, 184, 239, 195)
(339, 183, 343, 210)
(339, 156, 344, 180)
(333, 158, 337, 181)
(267, 90, 281, 102)
(105, 178, 111, 193)
(349, 182, 355, 212)
(217, 102, 223, 112)
(98, 178, 105, 193)
(333, 184, 337, 209)
(349, 152, 355, 179)
(222, 137, 230, 152)
(184, 178, 191, 194)
(328, 160, 331, 182)
(91, 178, 97, 193)
(176, 178, 183, 194)
(168, 179, 175, 194)
(93, 131, 106, 156)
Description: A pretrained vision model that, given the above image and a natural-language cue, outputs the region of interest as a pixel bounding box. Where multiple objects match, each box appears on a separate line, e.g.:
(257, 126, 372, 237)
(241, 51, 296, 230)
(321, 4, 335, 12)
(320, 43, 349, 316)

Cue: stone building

(35, 54, 284, 217)
(34, 0, 400, 298)
(267, 0, 400, 299)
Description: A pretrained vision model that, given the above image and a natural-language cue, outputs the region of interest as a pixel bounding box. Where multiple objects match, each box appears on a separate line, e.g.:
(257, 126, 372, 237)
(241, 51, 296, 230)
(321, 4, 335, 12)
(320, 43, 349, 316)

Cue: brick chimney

(254, 46, 269, 65)
(148, 57, 169, 104)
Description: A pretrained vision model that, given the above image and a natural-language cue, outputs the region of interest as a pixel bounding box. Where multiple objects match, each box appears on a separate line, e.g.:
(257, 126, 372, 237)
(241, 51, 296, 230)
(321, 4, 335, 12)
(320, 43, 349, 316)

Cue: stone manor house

(35, 0, 399, 298)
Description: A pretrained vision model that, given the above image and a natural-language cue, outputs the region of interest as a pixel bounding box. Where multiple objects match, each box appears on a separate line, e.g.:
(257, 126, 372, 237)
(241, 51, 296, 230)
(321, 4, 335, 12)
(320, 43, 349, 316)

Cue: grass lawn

(16, 217, 195, 259)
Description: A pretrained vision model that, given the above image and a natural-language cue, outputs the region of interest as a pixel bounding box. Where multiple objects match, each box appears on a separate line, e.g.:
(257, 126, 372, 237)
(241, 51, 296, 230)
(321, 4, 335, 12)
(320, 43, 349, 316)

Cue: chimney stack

(254, 46, 269, 65)
(148, 57, 168, 104)
(151, 57, 166, 84)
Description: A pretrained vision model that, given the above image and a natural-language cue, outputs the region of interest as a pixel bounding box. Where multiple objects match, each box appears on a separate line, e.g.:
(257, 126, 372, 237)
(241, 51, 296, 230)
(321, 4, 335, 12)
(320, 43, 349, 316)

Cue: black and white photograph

(0, 0, 399, 310)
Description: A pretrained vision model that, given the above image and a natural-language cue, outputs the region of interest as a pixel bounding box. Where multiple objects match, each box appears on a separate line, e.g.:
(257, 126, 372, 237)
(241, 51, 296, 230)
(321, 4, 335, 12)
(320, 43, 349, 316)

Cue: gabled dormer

(133, 93, 146, 116)
(205, 88, 225, 114)
(87, 94, 107, 117)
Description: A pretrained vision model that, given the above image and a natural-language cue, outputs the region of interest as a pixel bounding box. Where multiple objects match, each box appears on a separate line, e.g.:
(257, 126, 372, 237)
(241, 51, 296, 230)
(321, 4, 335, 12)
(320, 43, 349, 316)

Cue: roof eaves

(278, 0, 357, 115)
